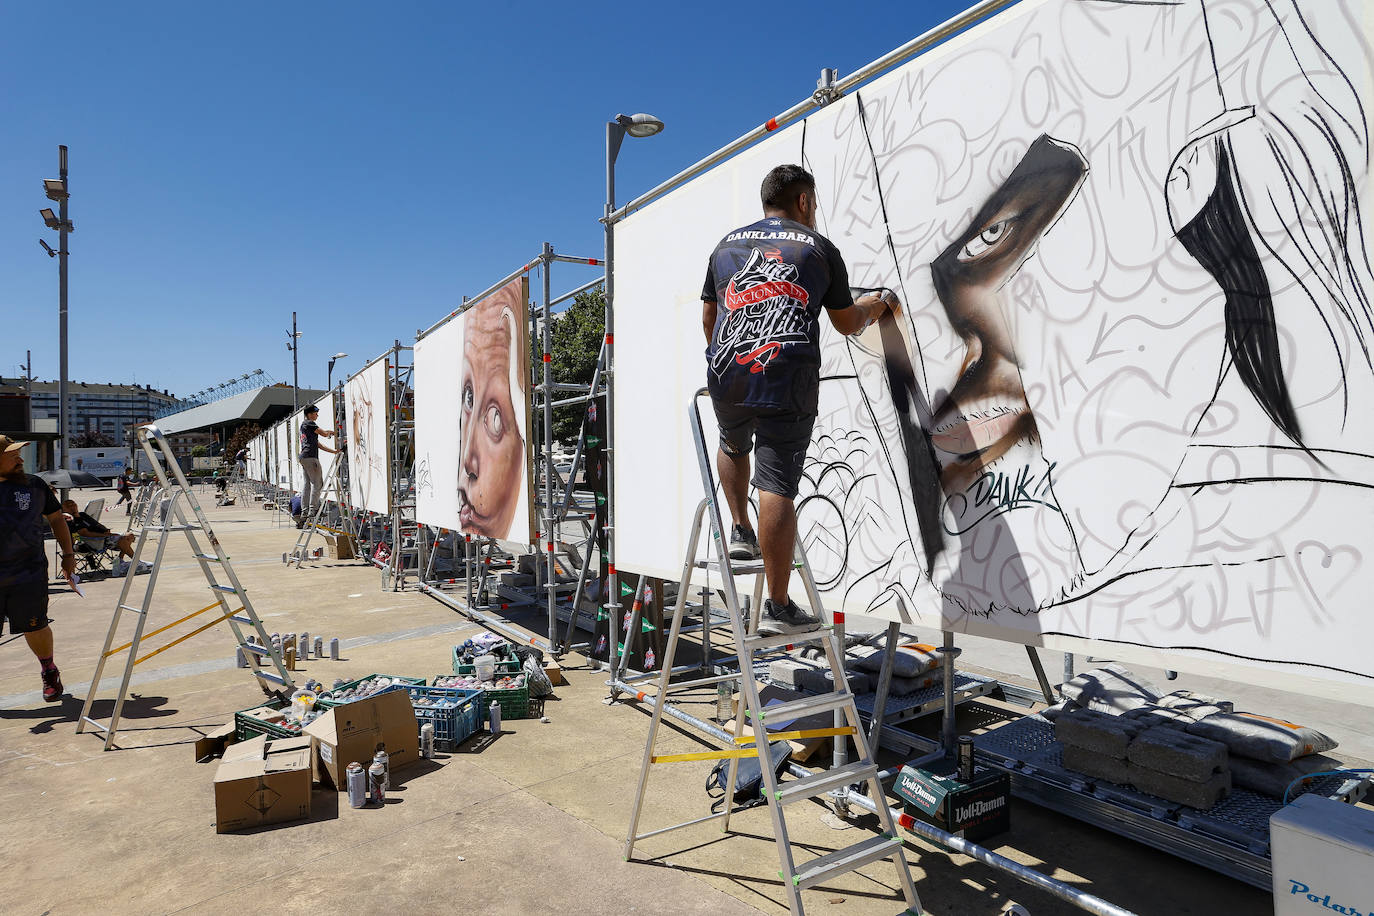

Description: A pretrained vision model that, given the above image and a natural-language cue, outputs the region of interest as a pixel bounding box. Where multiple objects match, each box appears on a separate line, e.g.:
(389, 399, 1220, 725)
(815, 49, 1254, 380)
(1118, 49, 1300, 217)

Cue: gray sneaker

(728, 525, 761, 561)
(758, 598, 822, 636)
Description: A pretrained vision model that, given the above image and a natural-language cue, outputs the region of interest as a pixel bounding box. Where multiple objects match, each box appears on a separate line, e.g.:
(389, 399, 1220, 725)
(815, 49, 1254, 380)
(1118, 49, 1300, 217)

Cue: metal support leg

(866, 620, 901, 760)
(1026, 645, 1056, 705)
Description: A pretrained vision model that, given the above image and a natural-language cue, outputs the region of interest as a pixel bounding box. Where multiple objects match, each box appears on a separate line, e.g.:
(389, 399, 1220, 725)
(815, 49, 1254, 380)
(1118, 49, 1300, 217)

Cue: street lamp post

(286, 312, 301, 412)
(327, 352, 348, 391)
(40, 145, 72, 472)
(603, 112, 663, 674)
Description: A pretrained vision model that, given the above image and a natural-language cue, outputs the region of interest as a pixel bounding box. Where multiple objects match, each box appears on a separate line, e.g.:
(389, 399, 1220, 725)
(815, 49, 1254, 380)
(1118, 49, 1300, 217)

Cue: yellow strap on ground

(104, 600, 221, 658)
(133, 608, 244, 666)
(651, 748, 761, 764)
(733, 726, 855, 745)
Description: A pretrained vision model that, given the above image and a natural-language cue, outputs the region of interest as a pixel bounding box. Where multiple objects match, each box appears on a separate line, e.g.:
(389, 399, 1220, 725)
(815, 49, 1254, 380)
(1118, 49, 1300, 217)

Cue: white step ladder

(287, 453, 355, 567)
(622, 393, 922, 915)
(77, 423, 295, 750)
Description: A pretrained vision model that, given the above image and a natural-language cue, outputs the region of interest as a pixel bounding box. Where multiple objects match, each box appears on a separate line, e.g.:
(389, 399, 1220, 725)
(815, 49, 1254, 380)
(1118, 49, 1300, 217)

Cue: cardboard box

(195, 721, 237, 762)
(730, 682, 842, 764)
(304, 689, 419, 790)
(543, 657, 564, 687)
(893, 760, 1010, 842)
(324, 534, 355, 560)
(213, 735, 312, 833)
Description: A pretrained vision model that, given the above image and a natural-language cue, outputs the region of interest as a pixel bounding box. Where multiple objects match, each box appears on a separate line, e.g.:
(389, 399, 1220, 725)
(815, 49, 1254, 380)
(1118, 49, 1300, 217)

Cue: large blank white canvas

(345, 357, 392, 516)
(614, 0, 1374, 693)
(414, 276, 535, 548)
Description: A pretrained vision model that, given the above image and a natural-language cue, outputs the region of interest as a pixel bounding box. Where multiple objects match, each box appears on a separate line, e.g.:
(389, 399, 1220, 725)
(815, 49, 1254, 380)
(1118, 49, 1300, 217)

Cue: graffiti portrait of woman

(457, 278, 530, 540)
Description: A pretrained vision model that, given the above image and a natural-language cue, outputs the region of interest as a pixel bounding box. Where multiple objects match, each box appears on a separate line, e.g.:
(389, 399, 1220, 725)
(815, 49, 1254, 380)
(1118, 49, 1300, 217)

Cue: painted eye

(959, 218, 1014, 261)
(486, 405, 503, 438)
(462, 383, 474, 413)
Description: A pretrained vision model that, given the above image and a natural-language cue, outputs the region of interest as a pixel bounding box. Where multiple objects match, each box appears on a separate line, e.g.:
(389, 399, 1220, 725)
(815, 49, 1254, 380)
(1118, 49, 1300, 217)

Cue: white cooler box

(1271, 793, 1374, 915)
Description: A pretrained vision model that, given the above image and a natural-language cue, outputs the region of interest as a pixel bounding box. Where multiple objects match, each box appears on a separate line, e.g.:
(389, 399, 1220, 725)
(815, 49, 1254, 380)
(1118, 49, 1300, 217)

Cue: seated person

(61, 500, 138, 560)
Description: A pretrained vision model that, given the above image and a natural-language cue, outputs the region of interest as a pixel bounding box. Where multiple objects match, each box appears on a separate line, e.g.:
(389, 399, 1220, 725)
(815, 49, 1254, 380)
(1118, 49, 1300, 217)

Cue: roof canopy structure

(154, 385, 327, 435)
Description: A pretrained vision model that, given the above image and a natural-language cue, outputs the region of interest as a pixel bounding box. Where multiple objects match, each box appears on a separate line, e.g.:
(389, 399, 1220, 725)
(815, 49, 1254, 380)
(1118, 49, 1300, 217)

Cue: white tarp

(615, 0, 1374, 691)
(345, 355, 392, 516)
(281, 393, 339, 496)
(414, 276, 535, 548)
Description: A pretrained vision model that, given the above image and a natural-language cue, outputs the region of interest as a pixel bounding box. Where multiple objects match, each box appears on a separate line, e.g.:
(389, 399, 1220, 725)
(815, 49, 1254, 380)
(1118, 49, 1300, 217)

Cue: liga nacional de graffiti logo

(712, 247, 811, 376)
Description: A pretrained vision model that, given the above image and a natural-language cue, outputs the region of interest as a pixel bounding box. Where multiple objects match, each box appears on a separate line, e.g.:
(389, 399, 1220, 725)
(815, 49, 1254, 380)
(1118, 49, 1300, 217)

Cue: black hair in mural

(1175, 142, 1303, 447)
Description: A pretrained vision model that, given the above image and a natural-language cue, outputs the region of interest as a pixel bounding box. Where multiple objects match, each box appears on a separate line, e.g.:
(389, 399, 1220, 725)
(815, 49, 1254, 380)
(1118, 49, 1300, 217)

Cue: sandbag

(1184, 712, 1338, 764)
(852, 643, 940, 678)
(1229, 753, 1340, 798)
(1060, 664, 1161, 715)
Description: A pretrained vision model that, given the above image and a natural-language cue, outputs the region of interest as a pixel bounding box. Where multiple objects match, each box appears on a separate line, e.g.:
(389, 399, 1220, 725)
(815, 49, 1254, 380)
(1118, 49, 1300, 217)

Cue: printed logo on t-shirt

(711, 248, 811, 377)
(14, 491, 31, 512)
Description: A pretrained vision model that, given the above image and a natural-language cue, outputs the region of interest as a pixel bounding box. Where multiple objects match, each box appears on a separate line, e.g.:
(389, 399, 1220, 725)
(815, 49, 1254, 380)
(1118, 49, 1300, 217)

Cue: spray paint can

(300, 632, 311, 658)
(313, 636, 324, 657)
(957, 735, 976, 782)
(488, 700, 502, 735)
(368, 758, 386, 805)
(420, 722, 435, 759)
(374, 743, 390, 788)
(329, 638, 341, 660)
(346, 762, 367, 808)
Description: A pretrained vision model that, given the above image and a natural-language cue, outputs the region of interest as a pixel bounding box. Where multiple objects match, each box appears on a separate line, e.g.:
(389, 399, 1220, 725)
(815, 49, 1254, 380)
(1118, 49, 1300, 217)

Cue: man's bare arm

(46, 511, 77, 579)
(828, 290, 894, 336)
(702, 298, 718, 343)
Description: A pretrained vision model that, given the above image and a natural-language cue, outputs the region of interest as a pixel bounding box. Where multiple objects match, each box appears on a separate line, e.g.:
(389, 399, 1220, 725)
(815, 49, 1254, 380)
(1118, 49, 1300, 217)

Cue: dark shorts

(0, 580, 50, 635)
(712, 400, 816, 500)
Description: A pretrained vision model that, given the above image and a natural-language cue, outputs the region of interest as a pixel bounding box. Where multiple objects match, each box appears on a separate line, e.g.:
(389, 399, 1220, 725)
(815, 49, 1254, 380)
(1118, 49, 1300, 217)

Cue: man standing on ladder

(295, 404, 340, 529)
(0, 436, 78, 701)
(702, 164, 895, 636)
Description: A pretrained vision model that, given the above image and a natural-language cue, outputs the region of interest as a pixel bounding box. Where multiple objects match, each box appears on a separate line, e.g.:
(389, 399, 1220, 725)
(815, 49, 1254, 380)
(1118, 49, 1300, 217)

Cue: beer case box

(892, 760, 1010, 842)
(303, 688, 419, 790)
(213, 735, 312, 833)
(324, 534, 355, 560)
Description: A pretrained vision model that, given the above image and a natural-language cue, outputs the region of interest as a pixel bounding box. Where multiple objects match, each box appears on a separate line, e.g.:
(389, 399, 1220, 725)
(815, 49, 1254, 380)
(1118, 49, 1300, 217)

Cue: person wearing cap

(0, 436, 77, 702)
(295, 404, 339, 528)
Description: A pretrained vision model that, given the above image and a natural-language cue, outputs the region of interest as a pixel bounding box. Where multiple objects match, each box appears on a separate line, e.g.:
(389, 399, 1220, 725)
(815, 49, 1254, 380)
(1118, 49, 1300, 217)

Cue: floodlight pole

(291, 312, 300, 412)
(604, 119, 624, 674)
(57, 146, 70, 473)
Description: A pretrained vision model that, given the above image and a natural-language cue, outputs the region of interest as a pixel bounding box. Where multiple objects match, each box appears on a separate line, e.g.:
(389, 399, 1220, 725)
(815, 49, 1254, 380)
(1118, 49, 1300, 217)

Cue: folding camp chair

(74, 534, 121, 577)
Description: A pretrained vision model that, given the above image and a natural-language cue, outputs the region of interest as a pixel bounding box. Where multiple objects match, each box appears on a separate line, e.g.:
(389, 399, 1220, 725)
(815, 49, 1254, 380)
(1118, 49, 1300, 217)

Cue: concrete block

(768, 658, 818, 689)
(1055, 708, 1143, 758)
(794, 665, 872, 696)
(1062, 744, 1130, 785)
(1129, 763, 1231, 810)
(1127, 725, 1228, 781)
(1124, 705, 1195, 730)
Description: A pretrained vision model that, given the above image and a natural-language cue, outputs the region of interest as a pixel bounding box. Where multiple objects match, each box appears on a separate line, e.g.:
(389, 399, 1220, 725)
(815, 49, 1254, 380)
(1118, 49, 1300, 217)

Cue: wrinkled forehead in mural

(810, 0, 1372, 611)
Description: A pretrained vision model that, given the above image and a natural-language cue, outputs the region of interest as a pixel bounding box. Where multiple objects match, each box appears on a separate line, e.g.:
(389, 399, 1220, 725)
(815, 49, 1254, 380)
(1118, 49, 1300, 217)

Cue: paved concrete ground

(2, 489, 1368, 915)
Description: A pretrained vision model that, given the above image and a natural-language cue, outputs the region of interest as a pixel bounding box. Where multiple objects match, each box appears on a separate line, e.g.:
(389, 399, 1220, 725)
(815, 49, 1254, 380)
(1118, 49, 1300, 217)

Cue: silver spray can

(420, 722, 435, 759)
(373, 743, 390, 789)
(346, 761, 366, 808)
(368, 759, 386, 805)
(489, 699, 502, 735)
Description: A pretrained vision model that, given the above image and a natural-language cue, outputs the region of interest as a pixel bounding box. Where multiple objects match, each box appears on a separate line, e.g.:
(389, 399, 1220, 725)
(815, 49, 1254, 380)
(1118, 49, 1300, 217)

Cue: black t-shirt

(0, 474, 61, 587)
(299, 420, 320, 460)
(702, 217, 853, 410)
(72, 512, 110, 537)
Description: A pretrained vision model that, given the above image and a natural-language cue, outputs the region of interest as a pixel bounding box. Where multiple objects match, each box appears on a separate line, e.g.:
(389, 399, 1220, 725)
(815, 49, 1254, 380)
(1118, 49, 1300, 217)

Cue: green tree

(224, 422, 262, 465)
(548, 286, 605, 442)
(70, 430, 116, 448)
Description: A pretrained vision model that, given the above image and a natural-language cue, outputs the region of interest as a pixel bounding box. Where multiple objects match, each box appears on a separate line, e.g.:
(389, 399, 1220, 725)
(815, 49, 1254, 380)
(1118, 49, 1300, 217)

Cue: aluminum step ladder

(622, 393, 922, 916)
(287, 453, 355, 567)
(77, 423, 295, 750)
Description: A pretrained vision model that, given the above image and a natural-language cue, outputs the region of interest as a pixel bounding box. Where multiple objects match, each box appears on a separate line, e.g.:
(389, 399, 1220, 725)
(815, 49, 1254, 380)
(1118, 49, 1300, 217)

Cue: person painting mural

(702, 164, 893, 636)
(296, 404, 340, 529)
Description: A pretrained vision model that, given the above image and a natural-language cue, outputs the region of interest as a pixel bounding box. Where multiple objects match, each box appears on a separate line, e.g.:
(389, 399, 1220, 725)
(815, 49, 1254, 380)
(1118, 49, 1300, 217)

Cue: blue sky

(2, 1, 973, 397)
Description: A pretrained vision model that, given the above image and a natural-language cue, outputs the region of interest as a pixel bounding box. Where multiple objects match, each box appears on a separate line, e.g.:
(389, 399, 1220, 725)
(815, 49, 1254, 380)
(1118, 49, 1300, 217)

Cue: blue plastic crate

(406, 685, 485, 751)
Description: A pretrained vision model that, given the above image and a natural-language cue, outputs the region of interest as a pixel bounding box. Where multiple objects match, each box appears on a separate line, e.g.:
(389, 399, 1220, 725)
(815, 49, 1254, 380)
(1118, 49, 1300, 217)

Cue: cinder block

(1127, 726, 1228, 781)
(1129, 763, 1231, 810)
(1055, 708, 1143, 758)
(768, 658, 818, 689)
(795, 666, 872, 696)
(1124, 705, 1195, 730)
(1062, 744, 1131, 785)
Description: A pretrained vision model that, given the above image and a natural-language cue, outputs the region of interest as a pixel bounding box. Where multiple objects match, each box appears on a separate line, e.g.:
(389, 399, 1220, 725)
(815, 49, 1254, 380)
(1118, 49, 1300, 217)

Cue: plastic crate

(451, 647, 522, 677)
(316, 673, 426, 709)
(406, 685, 484, 751)
(433, 674, 530, 721)
(234, 698, 300, 741)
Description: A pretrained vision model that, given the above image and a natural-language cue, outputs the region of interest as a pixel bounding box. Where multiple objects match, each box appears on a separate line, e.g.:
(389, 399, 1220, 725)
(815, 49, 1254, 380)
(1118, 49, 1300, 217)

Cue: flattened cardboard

(213, 735, 312, 833)
(303, 688, 419, 789)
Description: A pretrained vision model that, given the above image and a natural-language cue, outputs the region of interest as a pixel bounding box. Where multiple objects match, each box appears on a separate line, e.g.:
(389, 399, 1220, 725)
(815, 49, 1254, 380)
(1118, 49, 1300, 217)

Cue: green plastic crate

(233, 697, 299, 741)
(316, 673, 426, 709)
(432, 674, 529, 720)
(451, 647, 522, 677)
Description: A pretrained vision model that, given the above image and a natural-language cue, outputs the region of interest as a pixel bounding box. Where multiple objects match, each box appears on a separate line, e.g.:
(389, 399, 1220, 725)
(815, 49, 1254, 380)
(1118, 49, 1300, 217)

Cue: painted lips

(932, 410, 1026, 459)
